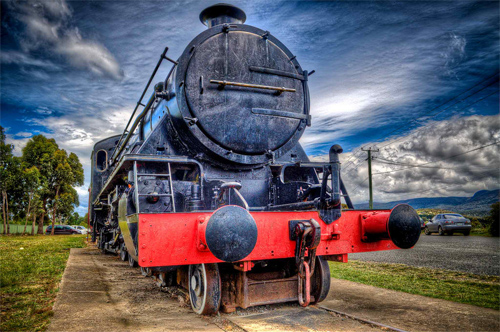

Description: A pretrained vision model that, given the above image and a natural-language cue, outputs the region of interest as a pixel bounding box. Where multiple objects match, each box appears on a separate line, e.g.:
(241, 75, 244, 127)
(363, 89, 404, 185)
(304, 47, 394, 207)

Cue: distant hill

(355, 189, 499, 216)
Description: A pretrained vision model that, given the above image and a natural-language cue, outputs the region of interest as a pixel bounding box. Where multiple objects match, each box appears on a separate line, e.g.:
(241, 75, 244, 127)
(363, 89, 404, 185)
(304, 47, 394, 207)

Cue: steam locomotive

(89, 4, 421, 314)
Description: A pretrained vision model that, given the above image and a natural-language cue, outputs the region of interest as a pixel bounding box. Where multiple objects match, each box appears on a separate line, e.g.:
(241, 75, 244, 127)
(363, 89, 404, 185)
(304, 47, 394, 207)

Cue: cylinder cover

(179, 25, 307, 161)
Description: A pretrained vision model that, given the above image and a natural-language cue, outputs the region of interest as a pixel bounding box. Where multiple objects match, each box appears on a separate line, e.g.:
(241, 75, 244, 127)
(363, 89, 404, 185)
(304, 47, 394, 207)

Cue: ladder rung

(136, 173, 171, 177)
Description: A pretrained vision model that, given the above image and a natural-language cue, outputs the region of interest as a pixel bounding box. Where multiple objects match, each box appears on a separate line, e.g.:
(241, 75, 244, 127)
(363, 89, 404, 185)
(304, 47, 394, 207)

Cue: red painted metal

(137, 208, 398, 267)
(361, 210, 391, 241)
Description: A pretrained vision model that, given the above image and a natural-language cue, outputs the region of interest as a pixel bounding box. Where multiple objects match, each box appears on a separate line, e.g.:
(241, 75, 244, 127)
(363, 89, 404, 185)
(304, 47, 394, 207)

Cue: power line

(371, 141, 500, 175)
(374, 156, 497, 169)
(373, 158, 456, 170)
(350, 177, 368, 193)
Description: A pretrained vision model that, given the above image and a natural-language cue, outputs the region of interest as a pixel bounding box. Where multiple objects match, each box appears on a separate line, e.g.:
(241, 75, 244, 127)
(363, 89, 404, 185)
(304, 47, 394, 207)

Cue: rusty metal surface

(221, 267, 299, 312)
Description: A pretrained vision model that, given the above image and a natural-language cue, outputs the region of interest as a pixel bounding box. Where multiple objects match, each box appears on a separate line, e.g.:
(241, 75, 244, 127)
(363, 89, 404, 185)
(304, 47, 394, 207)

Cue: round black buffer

(205, 206, 258, 262)
(388, 204, 421, 249)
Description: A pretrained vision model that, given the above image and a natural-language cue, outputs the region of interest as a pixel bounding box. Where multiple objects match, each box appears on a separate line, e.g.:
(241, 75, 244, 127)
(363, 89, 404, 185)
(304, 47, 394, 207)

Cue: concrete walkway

(48, 247, 500, 332)
(320, 278, 499, 332)
(48, 248, 223, 332)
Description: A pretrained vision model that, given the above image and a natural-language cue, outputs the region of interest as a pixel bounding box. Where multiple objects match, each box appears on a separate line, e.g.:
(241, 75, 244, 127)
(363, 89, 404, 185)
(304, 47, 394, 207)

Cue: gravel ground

(350, 234, 500, 275)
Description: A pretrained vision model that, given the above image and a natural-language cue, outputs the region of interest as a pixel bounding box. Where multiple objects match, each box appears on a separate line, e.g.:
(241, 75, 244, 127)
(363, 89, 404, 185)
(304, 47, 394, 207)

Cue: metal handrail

(209, 79, 296, 94)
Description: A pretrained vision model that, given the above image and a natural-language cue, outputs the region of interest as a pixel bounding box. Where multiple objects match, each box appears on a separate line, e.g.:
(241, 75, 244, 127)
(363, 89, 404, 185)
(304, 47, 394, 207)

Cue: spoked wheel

(188, 264, 221, 315)
(310, 256, 331, 304)
(424, 227, 431, 235)
(438, 226, 445, 236)
(128, 253, 138, 267)
(141, 267, 152, 277)
(156, 271, 176, 288)
(119, 244, 128, 261)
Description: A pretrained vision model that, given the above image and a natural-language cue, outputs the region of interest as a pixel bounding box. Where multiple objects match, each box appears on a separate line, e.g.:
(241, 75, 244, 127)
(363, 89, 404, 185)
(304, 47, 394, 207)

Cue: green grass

(330, 260, 500, 310)
(470, 227, 492, 237)
(0, 235, 86, 332)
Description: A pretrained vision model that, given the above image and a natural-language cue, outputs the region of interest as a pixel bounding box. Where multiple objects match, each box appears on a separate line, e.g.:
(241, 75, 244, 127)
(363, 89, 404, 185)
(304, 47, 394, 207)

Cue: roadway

(350, 234, 500, 276)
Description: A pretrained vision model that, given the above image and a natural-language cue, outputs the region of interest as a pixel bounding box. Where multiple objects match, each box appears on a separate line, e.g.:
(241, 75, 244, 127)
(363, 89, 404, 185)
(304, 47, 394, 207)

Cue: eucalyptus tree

(0, 127, 18, 234)
(48, 150, 83, 235)
(22, 135, 83, 235)
(22, 135, 58, 234)
(21, 166, 41, 235)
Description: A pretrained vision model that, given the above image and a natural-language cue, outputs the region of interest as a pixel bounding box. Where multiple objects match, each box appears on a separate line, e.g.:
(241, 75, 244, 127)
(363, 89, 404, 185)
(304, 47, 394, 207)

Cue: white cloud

(0, 50, 60, 70)
(338, 115, 500, 203)
(34, 106, 53, 115)
(14, 131, 32, 138)
(7, 0, 123, 79)
(56, 31, 123, 79)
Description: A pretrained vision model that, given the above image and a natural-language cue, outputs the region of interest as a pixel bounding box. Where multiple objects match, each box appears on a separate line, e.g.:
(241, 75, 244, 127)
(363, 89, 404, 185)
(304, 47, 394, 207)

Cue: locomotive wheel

(141, 267, 152, 277)
(310, 256, 331, 304)
(128, 253, 138, 267)
(119, 244, 128, 261)
(188, 264, 221, 315)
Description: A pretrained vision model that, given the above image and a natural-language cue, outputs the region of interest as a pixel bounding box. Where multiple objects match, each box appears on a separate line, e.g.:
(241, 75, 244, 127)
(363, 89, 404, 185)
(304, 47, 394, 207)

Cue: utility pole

(361, 147, 379, 209)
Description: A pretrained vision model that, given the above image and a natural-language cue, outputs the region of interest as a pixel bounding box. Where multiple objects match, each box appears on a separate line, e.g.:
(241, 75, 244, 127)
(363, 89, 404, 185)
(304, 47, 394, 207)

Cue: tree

(30, 193, 44, 235)
(21, 166, 41, 235)
(48, 151, 83, 235)
(488, 202, 499, 237)
(22, 135, 58, 234)
(81, 212, 89, 227)
(22, 135, 84, 235)
(67, 212, 82, 226)
(0, 127, 22, 235)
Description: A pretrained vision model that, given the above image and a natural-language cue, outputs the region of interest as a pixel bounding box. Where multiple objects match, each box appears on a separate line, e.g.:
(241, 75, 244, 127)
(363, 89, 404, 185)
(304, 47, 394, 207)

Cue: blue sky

(1, 0, 499, 214)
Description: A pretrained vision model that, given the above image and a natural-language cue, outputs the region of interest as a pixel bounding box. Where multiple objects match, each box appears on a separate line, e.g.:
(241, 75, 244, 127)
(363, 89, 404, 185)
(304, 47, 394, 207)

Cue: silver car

(424, 213, 472, 236)
(71, 225, 88, 234)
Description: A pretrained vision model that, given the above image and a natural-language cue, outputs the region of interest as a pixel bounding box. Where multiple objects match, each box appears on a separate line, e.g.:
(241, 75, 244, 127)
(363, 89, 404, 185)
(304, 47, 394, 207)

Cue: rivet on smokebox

(198, 216, 205, 223)
(142, 244, 146, 249)
(142, 258, 146, 262)
(141, 219, 147, 223)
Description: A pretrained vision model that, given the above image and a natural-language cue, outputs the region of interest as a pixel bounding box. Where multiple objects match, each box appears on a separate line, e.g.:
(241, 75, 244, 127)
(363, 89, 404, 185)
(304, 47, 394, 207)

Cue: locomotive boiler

(89, 4, 421, 314)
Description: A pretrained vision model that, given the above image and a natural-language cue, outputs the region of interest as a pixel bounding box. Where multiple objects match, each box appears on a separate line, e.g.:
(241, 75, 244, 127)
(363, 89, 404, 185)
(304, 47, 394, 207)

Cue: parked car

(72, 225, 88, 234)
(424, 213, 472, 236)
(45, 225, 81, 235)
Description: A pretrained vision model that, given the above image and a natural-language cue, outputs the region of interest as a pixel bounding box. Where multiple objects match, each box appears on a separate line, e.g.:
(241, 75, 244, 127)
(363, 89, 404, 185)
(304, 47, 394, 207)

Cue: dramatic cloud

(337, 115, 500, 203)
(4, 0, 123, 79)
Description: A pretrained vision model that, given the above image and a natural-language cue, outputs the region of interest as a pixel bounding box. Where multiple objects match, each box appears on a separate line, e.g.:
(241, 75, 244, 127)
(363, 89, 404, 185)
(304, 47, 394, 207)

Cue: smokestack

(200, 3, 246, 28)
